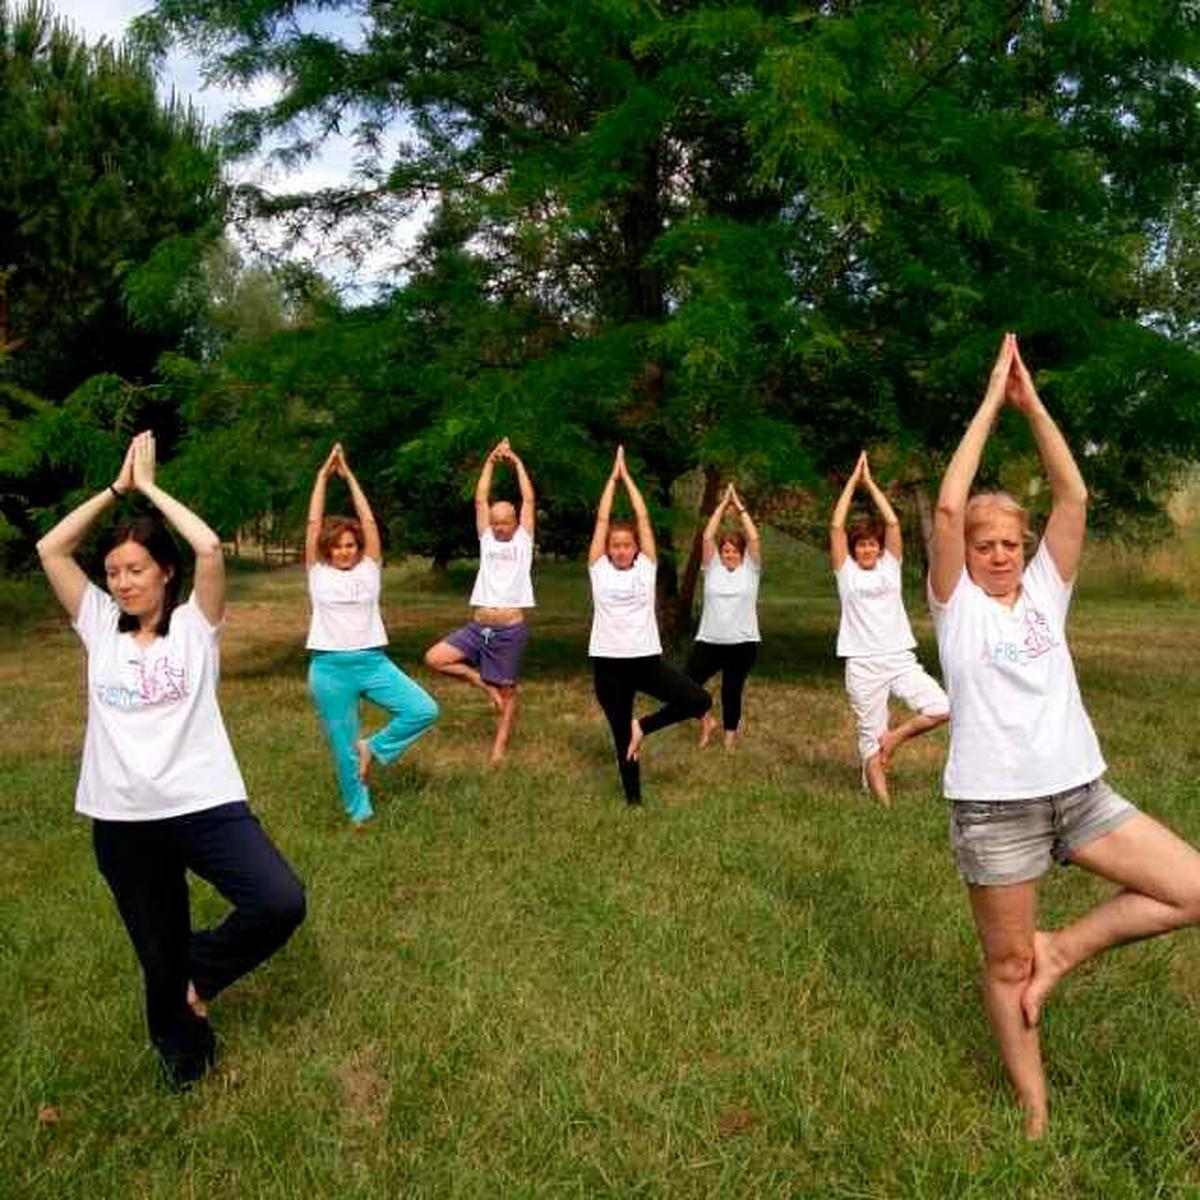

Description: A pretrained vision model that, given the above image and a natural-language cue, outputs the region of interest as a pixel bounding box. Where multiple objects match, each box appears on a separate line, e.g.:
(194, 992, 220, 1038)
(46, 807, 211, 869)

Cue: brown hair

(106, 514, 185, 636)
(718, 531, 746, 555)
(846, 517, 885, 554)
(318, 516, 364, 562)
(607, 519, 640, 549)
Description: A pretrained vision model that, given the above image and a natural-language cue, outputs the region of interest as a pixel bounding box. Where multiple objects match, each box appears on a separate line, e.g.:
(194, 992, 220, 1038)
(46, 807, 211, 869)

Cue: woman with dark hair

(830, 450, 948, 805)
(305, 443, 438, 824)
(36, 431, 305, 1088)
(930, 334, 1200, 1138)
(588, 446, 711, 804)
(685, 483, 762, 750)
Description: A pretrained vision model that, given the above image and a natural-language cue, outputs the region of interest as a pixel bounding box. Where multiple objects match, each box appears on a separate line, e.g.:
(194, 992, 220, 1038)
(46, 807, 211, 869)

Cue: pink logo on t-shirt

(133, 654, 189, 704)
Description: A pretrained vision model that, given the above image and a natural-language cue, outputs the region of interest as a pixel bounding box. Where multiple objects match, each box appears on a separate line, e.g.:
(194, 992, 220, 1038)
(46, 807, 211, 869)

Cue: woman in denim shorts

(929, 333, 1200, 1139)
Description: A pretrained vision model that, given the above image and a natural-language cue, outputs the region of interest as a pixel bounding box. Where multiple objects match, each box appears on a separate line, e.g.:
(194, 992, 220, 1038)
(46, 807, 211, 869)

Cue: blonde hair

(965, 492, 1035, 546)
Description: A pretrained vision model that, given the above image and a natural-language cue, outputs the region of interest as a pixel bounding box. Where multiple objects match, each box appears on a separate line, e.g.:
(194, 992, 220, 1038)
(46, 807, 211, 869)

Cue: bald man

(425, 439, 536, 764)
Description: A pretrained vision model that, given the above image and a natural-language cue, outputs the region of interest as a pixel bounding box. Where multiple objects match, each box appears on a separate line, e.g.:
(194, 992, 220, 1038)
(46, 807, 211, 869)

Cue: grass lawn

(3, 537, 1200, 1198)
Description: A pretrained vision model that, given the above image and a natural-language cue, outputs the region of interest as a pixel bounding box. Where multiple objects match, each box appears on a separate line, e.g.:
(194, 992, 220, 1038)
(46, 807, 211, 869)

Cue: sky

(50, 0, 420, 298)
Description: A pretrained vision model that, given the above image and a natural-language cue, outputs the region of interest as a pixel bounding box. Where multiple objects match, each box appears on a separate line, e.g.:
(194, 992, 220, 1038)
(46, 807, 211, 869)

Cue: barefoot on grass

(627, 718, 644, 762)
(723, 730, 738, 751)
(698, 712, 717, 749)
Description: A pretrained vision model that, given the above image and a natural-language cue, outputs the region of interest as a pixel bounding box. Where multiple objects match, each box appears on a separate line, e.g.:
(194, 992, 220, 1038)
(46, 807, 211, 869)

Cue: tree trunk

(674, 465, 722, 637)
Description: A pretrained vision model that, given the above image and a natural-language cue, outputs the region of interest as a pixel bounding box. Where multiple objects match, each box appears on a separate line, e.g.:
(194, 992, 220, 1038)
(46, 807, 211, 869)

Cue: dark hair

(105, 515, 185, 636)
(318, 516, 363, 562)
(607, 520, 640, 548)
(717, 531, 746, 555)
(847, 517, 885, 554)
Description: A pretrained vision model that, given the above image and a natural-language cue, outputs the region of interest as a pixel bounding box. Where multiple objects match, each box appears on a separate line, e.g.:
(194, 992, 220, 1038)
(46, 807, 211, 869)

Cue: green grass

(3, 538, 1200, 1198)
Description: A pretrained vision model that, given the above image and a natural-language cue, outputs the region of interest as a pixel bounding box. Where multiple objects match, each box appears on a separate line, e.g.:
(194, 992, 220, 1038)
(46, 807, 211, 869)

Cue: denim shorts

(949, 778, 1139, 886)
(445, 620, 530, 687)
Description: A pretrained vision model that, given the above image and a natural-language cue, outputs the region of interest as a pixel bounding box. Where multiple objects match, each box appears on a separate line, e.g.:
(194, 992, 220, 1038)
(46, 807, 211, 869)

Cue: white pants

(844, 651, 949, 761)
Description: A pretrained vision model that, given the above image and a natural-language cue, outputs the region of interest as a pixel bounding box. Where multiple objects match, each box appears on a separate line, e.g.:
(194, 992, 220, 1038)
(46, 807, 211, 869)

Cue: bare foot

(698, 713, 717, 749)
(1021, 931, 1066, 1028)
(723, 730, 738, 751)
(1023, 1105, 1049, 1141)
(356, 739, 374, 783)
(627, 719, 644, 762)
(878, 728, 900, 769)
(187, 981, 208, 1020)
(484, 684, 505, 714)
(864, 752, 890, 807)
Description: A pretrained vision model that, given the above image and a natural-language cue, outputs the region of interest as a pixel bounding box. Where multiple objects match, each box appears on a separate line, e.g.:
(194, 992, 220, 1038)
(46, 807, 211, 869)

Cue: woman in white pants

(830, 451, 948, 804)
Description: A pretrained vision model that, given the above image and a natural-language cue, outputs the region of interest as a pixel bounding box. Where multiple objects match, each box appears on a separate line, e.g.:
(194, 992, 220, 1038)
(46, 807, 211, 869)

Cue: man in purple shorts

(425, 439, 535, 764)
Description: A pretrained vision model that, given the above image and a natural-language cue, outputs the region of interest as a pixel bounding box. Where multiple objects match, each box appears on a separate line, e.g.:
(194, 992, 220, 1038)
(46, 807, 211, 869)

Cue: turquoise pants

(308, 650, 439, 822)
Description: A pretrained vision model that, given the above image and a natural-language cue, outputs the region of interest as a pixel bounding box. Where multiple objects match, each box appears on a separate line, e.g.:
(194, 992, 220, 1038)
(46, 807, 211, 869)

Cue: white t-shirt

(835, 551, 917, 657)
(929, 541, 1105, 801)
(72, 583, 247, 821)
(696, 556, 761, 644)
(588, 554, 662, 658)
(469, 526, 535, 608)
(306, 557, 388, 651)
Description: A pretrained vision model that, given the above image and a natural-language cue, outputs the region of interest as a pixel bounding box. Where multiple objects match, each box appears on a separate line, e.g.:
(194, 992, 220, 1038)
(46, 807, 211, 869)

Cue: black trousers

(92, 801, 306, 1083)
(684, 640, 759, 732)
(592, 655, 711, 803)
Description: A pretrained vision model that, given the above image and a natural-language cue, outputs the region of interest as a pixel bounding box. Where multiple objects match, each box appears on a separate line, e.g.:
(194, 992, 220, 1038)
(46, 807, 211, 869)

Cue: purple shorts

(445, 621, 530, 687)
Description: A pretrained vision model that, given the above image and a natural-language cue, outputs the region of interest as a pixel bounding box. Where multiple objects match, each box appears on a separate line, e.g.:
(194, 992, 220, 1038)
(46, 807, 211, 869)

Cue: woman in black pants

(37, 431, 305, 1088)
(587, 446, 711, 803)
(686, 483, 762, 750)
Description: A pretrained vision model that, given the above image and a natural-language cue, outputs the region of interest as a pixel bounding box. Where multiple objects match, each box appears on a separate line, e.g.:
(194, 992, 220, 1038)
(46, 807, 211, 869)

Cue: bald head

(489, 501, 518, 541)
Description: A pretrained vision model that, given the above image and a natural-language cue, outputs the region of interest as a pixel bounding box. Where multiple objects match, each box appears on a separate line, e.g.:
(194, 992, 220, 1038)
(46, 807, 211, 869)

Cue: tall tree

(140, 1, 1200, 615)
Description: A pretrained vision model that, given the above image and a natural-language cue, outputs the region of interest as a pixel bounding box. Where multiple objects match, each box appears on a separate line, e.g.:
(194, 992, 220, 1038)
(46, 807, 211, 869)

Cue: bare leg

(970, 882, 1049, 1139)
(425, 640, 498, 707)
(1022, 813, 1200, 1026)
(490, 688, 518, 765)
(878, 712, 948, 769)
(864, 752, 890, 807)
(356, 738, 373, 783)
(698, 711, 717, 749)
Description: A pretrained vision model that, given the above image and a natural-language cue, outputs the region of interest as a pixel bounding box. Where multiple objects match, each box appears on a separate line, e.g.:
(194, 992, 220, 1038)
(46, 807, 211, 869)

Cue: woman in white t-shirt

(588, 446, 711, 804)
(830, 451, 948, 805)
(930, 333, 1200, 1139)
(37, 431, 305, 1089)
(685, 483, 762, 750)
(306, 444, 438, 824)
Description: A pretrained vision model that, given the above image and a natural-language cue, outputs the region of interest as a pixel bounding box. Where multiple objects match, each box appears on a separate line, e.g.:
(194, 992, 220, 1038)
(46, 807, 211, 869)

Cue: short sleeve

(1023, 540, 1072, 626)
(72, 582, 117, 651)
(926, 568, 966, 626)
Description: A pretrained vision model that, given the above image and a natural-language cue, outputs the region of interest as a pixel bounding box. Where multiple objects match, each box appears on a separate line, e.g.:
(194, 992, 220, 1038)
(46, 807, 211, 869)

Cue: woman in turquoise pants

(305, 444, 438, 824)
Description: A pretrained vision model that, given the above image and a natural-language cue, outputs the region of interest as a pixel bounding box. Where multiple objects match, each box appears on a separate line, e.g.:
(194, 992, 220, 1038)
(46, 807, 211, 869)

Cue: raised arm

(36, 440, 136, 620)
(729, 486, 762, 566)
(475, 440, 506, 537)
(829, 452, 865, 571)
(305, 444, 340, 569)
(618, 450, 657, 564)
(860, 455, 902, 561)
(336, 447, 383, 563)
(505, 445, 536, 537)
(588, 448, 622, 565)
(1009, 340, 1087, 582)
(930, 334, 1015, 603)
(701, 484, 733, 565)
(131, 432, 227, 626)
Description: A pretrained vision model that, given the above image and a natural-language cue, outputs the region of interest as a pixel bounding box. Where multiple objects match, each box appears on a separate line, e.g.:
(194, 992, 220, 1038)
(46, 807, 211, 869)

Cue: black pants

(592, 655, 711, 803)
(684, 640, 759, 732)
(92, 802, 306, 1084)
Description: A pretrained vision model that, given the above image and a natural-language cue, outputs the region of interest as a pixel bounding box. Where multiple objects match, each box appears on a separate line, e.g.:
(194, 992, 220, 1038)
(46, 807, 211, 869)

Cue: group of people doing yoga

(36, 334, 1200, 1137)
